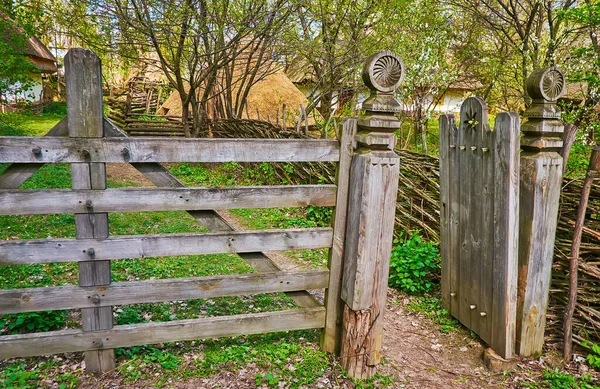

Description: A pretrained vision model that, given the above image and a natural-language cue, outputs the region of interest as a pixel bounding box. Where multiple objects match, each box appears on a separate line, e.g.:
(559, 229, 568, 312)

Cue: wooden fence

(439, 97, 520, 359)
(0, 49, 402, 379)
(440, 68, 567, 360)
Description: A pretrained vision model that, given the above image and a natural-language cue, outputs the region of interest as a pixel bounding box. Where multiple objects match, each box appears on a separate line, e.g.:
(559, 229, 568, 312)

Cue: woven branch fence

(210, 119, 599, 348)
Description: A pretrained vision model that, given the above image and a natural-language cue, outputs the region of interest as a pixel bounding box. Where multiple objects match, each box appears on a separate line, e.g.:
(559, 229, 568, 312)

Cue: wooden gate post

(65, 49, 115, 372)
(339, 52, 402, 379)
(517, 67, 566, 357)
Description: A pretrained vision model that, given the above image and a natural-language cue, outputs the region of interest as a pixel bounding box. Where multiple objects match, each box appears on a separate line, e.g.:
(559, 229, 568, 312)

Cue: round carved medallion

(362, 52, 404, 93)
(526, 67, 566, 102)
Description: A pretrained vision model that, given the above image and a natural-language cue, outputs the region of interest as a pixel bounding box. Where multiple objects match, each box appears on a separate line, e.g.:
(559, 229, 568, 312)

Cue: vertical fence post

(321, 118, 357, 354)
(65, 48, 115, 372)
(517, 67, 566, 357)
(339, 52, 402, 379)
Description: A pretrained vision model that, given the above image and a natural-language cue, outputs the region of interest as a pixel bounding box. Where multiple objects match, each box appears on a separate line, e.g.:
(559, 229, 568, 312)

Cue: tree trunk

(181, 102, 191, 138)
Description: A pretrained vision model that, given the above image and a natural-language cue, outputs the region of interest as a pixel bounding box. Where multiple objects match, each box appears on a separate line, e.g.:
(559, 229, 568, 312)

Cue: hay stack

(156, 70, 320, 126)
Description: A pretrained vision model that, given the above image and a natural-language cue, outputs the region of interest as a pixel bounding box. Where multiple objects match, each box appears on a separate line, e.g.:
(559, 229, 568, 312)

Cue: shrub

(388, 231, 440, 294)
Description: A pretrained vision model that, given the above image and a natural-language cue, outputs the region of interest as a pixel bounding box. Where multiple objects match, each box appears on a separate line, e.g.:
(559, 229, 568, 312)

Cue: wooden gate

(439, 97, 520, 359)
(0, 49, 401, 379)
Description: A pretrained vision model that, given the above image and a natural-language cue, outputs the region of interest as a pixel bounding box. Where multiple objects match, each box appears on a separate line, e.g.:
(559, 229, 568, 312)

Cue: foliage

(582, 341, 600, 370)
(0, 13, 36, 103)
(522, 369, 600, 389)
(0, 310, 67, 334)
(388, 231, 440, 294)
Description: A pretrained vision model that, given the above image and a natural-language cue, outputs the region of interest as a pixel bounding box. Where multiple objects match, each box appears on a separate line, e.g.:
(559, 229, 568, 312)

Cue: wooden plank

(322, 119, 356, 354)
(102, 121, 323, 310)
(467, 97, 486, 336)
(447, 115, 460, 317)
(479, 116, 495, 346)
(0, 137, 340, 163)
(0, 185, 337, 215)
(0, 307, 326, 359)
(491, 112, 520, 359)
(439, 115, 451, 310)
(0, 228, 333, 265)
(65, 48, 114, 372)
(457, 101, 471, 329)
(0, 117, 68, 189)
(0, 270, 329, 314)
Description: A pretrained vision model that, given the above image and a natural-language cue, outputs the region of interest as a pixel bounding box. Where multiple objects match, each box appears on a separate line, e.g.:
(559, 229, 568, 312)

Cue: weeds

(388, 231, 440, 294)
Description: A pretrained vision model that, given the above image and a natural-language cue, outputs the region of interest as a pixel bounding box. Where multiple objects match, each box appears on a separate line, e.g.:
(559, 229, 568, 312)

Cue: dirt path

(218, 209, 508, 388)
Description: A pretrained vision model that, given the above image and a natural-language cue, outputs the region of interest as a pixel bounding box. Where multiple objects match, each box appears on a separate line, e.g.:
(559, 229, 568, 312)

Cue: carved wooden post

(517, 67, 566, 357)
(65, 49, 115, 372)
(340, 52, 402, 379)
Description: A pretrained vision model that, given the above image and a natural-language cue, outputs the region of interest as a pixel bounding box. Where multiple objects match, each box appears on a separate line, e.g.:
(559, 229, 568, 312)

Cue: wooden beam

(0, 228, 333, 265)
(0, 270, 329, 314)
(0, 307, 326, 359)
(321, 118, 356, 354)
(0, 185, 337, 215)
(66, 48, 114, 372)
(0, 137, 340, 163)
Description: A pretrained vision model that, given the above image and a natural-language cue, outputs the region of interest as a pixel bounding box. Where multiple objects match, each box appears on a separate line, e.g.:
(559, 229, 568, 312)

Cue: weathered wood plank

(479, 116, 495, 346)
(491, 112, 520, 359)
(66, 48, 114, 372)
(0, 270, 329, 314)
(0, 185, 337, 215)
(439, 115, 451, 310)
(0, 228, 333, 265)
(467, 97, 486, 336)
(457, 101, 471, 330)
(0, 307, 326, 359)
(0, 137, 340, 163)
(322, 118, 356, 354)
(447, 115, 460, 317)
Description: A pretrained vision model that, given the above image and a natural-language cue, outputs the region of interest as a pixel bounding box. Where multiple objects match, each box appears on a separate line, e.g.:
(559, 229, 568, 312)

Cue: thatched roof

(448, 77, 484, 91)
(0, 11, 56, 73)
(285, 57, 316, 85)
(157, 69, 319, 126)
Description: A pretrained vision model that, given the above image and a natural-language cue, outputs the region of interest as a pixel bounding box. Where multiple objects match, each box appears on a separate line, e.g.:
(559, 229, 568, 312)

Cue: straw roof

(157, 69, 319, 126)
(0, 11, 56, 73)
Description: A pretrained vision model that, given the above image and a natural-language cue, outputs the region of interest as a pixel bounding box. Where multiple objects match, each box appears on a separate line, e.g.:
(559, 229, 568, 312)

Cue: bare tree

(101, 0, 289, 136)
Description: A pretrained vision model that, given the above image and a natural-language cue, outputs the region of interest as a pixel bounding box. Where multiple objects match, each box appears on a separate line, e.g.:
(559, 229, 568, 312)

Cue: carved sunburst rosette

(526, 67, 566, 102)
(362, 52, 405, 94)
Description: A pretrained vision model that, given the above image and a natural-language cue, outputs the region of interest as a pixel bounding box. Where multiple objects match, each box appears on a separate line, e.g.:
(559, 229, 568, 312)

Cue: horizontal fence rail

(0, 228, 333, 265)
(0, 137, 340, 163)
(0, 307, 326, 359)
(0, 185, 337, 215)
(0, 270, 329, 314)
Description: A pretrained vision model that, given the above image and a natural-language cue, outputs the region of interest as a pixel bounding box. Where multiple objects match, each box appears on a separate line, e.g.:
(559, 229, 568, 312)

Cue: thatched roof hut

(157, 69, 320, 126)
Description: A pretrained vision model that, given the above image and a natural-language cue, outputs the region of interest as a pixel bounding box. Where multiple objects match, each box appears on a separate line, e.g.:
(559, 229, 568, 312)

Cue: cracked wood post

(339, 52, 402, 379)
(516, 67, 566, 357)
(66, 48, 115, 372)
